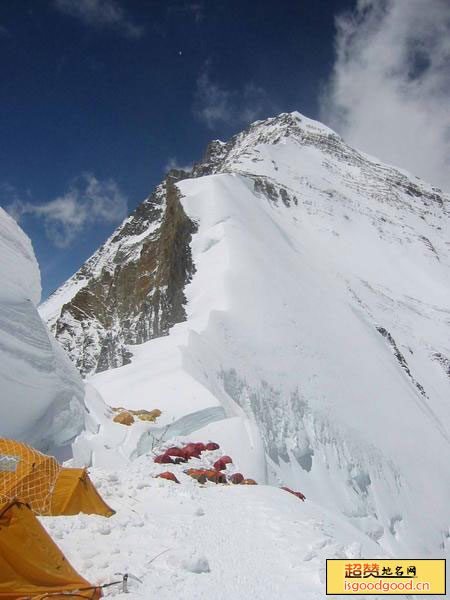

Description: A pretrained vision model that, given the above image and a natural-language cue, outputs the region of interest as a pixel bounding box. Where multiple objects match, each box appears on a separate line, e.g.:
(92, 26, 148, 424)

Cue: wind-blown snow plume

(321, 0, 450, 192)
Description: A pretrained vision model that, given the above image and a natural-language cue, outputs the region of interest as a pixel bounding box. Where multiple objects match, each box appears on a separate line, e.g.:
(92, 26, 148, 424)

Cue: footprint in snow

(312, 537, 332, 550)
(302, 550, 317, 562)
(182, 556, 211, 574)
(97, 523, 112, 535)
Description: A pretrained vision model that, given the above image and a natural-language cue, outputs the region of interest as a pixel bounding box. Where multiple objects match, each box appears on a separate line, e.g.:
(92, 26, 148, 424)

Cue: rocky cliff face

(41, 171, 197, 376)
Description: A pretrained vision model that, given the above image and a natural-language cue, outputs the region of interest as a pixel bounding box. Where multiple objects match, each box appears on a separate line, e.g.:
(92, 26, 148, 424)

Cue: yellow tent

(0, 440, 114, 518)
(0, 439, 60, 516)
(0, 501, 101, 599)
(51, 468, 115, 518)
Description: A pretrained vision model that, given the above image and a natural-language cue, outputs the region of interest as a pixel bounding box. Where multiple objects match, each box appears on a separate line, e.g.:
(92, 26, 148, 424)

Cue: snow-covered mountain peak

(39, 112, 449, 561)
(40, 110, 449, 377)
(229, 110, 338, 148)
(194, 110, 446, 222)
(192, 111, 340, 175)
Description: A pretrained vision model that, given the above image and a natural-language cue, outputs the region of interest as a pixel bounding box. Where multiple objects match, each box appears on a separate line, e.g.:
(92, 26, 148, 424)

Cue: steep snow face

(0, 208, 86, 458)
(45, 113, 449, 558)
(0, 206, 41, 304)
(171, 171, 449, 558)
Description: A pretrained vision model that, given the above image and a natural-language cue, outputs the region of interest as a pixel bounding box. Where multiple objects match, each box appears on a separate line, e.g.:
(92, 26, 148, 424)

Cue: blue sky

(1, 1, 448, 299)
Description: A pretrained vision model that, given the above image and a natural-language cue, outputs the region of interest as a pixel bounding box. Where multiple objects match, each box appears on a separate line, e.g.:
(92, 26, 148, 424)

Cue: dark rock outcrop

(47, 172, 197, 376)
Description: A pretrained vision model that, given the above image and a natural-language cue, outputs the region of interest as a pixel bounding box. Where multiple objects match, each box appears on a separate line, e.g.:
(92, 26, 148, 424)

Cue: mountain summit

(41, 112, 448, 377)
(40, 112, 450, 557)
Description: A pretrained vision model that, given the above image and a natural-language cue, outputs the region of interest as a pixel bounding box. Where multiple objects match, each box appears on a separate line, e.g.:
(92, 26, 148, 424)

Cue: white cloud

(54, 0, 144, 38)
(164, 157, 193, 173)
(0, 182, 20, 205)
(194, 66, 273, 130)
(321, 0, 450, 191)
(7, 174, 127, 248)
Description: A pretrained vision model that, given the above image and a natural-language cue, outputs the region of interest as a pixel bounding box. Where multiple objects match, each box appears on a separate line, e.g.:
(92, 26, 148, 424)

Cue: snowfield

(0, 207, 86, 458)
(42, 448, 386, 600)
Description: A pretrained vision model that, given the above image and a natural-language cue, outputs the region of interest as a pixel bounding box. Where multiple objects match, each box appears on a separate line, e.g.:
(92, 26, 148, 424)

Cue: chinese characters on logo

(345, 563, 417, 578)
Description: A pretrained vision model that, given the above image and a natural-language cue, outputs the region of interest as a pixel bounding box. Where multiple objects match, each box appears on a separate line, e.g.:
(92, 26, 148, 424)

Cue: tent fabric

(0, 440, 113, 518)
(0, 501, 101, 599)
(213, 456, 232, 471)
(281, 486, 306, 501)
(155, 472, 179, 484)
(0, 439, 60, 516)
(51, 468, 115, 518)
(229, 473, 244, 484)
(185, 468, 227, 484)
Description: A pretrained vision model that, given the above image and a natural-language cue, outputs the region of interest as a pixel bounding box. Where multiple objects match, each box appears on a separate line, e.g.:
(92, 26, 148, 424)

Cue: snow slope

(0, 208, 86, 458)
(43, 113, 449, 584)
(43, 448, 386, 600)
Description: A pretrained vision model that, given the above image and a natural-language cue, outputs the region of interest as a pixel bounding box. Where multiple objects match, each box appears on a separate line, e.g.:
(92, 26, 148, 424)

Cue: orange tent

(0, 440, 114, 518)
(51, 468, 115, 518)
(0, 439, 60, 516)
(0, 501, 101, 599)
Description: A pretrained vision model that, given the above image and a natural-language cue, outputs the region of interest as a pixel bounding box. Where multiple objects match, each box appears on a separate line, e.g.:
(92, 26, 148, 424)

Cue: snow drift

(0, 207, 86, 458)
